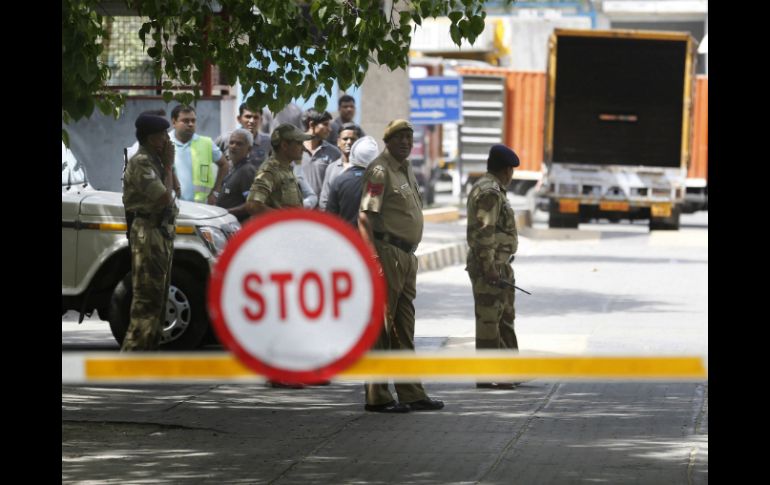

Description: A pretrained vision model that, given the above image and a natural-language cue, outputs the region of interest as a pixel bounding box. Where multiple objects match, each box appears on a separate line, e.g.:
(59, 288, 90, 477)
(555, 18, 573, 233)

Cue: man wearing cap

(466, 144, 521, 389)
(245, 123, 312, 217)
(358, 119, 445, 413)
(121, 114, 179, 351)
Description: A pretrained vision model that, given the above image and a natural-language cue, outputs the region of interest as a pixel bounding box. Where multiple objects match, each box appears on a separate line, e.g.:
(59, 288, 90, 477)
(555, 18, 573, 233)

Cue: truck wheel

(108, 266, 208, 350)
(649, 206, 681, 231)
(548, 202, 579, 229)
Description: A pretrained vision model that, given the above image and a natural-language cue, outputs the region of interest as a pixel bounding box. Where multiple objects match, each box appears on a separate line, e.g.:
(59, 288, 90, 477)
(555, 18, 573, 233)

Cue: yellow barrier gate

(62, 351, 707, 384)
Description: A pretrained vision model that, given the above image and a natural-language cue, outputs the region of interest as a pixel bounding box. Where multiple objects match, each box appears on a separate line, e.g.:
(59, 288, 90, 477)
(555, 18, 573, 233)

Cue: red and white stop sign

(207, 209, 386, 384)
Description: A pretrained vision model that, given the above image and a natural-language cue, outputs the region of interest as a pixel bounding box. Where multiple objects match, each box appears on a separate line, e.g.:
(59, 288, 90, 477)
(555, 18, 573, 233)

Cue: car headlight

(225, 221, 241, 238)
(197, 226, 228, 256)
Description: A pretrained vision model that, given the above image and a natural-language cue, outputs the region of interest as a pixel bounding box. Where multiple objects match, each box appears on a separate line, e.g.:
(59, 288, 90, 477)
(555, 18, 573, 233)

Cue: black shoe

(364, 400, 411, 413)
(406, 398, 445, 411)
(268, 380, 306, 389)
(476, 382, 517, 389)
(309, 380, 331, 386)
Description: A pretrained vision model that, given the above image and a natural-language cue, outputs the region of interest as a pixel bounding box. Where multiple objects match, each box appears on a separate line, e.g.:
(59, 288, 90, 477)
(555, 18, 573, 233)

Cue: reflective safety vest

(191, 137, 215, 203)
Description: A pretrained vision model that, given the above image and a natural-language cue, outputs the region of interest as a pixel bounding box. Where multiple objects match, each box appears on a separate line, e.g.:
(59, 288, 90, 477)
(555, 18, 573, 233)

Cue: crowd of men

(121, 95, 523, 412)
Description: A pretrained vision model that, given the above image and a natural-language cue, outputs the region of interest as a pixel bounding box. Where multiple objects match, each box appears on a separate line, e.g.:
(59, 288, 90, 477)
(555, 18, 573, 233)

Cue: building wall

(499, 16, 595, 71)
(359, 62, 411, 152)
(62, 97, 235, 192)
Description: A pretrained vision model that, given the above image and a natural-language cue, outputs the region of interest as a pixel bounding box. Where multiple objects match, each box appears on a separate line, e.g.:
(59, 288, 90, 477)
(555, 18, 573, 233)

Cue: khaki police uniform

(360, 147, 429, 406)
(466, 173, 519, 350)
(121, 145, 178, 351)
(246, 155, 303, 209)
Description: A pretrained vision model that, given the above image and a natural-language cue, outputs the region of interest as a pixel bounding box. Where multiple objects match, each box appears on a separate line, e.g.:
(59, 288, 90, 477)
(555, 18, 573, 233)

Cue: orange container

(690, 76, 708, 181)
(455, 67, 548, 175)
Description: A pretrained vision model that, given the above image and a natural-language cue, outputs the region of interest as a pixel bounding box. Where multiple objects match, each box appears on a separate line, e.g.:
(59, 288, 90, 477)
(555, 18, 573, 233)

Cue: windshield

(62, 142, 88, 189)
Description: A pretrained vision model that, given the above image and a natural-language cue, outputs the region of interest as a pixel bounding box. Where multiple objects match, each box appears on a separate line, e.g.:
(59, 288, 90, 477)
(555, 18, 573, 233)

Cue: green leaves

(313, 94, 328, 114)
(450, 23, 462, 46)
(62, 0, 513, 139)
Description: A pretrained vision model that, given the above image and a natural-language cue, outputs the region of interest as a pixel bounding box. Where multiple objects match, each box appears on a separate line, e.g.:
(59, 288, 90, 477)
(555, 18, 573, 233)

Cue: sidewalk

(62, 379, 707, 484)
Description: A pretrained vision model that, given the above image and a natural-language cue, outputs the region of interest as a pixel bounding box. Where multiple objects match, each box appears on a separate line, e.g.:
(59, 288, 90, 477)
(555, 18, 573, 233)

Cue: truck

(541, 29, 698, 230)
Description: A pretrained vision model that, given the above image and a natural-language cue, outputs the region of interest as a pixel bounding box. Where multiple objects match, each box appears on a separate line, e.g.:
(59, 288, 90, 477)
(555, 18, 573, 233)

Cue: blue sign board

(409, 77, 462, 124)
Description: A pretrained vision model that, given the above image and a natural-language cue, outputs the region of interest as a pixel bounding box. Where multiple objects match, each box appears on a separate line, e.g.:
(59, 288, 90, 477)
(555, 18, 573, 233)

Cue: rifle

(496, 254, 531, 295)
(123, 148, 134, 251)
(496, 277, 532, 295)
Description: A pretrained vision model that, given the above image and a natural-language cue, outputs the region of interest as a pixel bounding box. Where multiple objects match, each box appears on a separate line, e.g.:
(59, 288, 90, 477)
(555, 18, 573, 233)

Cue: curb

(422, 207, 460, 223)
(415, 210, 531, 274)
(417, 242, 468, 273)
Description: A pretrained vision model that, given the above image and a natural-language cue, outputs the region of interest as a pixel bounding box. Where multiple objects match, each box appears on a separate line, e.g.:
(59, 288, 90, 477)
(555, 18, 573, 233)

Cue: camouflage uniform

(246, 155, 303, 208)
(360, 148, 429, 406)
(466, 173, 519, 351)
(121, 145, 178, 351)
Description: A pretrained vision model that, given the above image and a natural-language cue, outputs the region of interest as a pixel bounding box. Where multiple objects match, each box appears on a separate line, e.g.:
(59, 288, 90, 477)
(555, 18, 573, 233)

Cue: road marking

(62, 352, 707, 383)
(649, 229, 708, 247)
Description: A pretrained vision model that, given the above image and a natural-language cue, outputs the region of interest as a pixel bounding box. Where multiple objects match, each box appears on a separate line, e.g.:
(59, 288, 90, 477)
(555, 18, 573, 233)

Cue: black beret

(135, 114, 169, 138)
(488, 144, 520, 167)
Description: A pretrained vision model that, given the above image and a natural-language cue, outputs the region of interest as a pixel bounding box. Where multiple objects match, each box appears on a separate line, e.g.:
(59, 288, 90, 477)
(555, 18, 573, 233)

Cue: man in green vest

(170, 105, 228, 204)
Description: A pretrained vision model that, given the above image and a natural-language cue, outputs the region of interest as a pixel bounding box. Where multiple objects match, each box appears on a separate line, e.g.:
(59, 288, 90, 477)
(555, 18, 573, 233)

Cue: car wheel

(108, 266, 209, 350)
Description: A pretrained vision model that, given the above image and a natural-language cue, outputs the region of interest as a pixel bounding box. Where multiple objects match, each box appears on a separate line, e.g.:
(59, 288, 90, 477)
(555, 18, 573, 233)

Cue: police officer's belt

(374, 231, 418, 254)
(127, 211, 165, 225)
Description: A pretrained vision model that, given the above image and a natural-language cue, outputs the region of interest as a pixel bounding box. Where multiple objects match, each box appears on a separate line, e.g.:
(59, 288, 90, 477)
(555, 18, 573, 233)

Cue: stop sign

(208, 209, 386, 384)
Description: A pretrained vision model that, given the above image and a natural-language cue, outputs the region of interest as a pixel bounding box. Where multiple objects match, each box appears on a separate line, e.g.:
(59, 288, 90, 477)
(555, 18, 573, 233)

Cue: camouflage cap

(383, 119, 414, 141)
(271, 123, 312, 144)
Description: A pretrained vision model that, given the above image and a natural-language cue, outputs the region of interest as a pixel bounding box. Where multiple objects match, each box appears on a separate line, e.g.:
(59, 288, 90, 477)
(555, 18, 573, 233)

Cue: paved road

(62, 211, 707, 484)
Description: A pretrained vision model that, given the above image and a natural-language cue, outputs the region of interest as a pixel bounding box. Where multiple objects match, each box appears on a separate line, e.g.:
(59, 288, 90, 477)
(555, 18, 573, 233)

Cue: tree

(62, 0, 513, 144)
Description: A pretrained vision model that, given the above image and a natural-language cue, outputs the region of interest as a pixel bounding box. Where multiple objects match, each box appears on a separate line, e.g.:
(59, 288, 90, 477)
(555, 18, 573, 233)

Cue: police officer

(121, 114, 179, 351)
(358, 119, 445, 413)
(466, 144, 520, 389)
(245, 123, 312, 217)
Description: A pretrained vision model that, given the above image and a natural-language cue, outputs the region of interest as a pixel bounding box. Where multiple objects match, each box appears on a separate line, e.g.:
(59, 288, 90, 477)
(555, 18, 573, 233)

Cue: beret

(488, 144, 520, 167)
(135, 114, 169, 136)
(383, 119, 413, 140)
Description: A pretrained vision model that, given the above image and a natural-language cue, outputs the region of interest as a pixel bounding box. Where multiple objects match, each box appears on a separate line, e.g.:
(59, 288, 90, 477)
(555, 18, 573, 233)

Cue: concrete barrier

(417, 242, 467, 273)
(422, 207, 460, 223)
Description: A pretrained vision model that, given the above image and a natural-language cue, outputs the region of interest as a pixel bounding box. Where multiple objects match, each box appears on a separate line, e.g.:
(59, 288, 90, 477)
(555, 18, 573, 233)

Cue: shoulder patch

(367, 182, 384, 196)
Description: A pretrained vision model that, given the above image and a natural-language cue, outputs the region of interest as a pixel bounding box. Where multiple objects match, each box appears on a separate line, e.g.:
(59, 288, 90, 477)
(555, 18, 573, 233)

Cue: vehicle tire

(108, 266, 209, 350)
(649, 205, 681, 231)
(548, 201, 579, 229)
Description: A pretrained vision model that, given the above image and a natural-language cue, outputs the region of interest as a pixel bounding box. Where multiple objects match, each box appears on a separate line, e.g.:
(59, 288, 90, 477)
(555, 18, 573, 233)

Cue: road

(62, 211, 708, 484)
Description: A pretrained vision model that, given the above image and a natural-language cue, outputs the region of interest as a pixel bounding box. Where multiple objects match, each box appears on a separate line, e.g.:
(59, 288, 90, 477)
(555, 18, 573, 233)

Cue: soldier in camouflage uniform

(245, 123, 313, 390)
(245, 123, 312, 217)
(358, 119, 444, 413)
(466, 144, 521, 388)
(121, 114, 179, 351)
